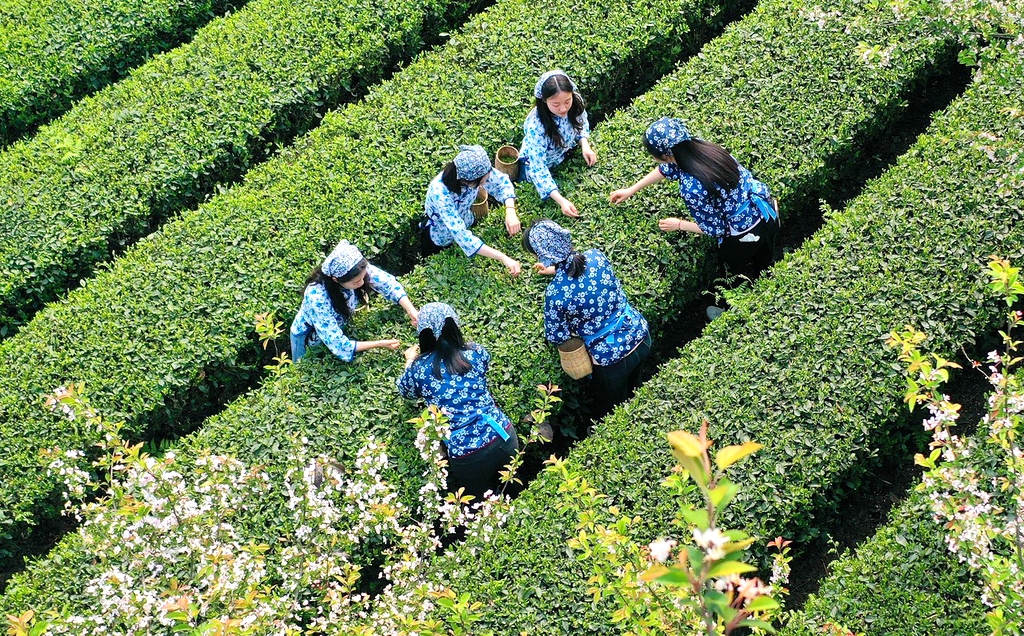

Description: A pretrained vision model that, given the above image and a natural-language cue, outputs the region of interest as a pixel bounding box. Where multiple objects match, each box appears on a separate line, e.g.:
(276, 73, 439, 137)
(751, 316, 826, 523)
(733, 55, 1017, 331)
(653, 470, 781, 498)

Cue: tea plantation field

(0, 0, 1020, 633)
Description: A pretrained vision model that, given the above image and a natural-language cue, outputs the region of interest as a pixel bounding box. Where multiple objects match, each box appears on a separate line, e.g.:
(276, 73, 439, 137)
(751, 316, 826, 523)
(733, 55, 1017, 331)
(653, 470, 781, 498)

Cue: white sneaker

(706, 306, 725, 321)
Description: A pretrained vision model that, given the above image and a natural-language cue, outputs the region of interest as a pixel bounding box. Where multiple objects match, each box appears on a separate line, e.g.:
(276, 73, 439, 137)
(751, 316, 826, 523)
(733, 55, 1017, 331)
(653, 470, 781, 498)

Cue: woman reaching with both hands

(523, 219, 651, 419)
(519, 69, 597, 219)
(290, 240, 418, 361)
(398, 303, 520, 500)
(609, 117, 779, 320)
(421, 145, 523, 276)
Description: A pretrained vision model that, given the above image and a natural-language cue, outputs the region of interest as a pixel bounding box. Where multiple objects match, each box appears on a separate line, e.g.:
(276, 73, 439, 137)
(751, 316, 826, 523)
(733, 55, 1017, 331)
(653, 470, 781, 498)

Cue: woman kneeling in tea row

(290, 240, 417, 362)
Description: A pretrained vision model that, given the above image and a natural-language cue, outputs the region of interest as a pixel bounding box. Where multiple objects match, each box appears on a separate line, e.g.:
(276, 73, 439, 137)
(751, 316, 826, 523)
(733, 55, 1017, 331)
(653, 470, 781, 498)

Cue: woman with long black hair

(609, 117, 779, 320)
(421, 145, 522, 276)
(520, 69, 597, 218)
(398, 303, 519, 500)
(290, 240, 417, 361)
(523, 219, 650, 418)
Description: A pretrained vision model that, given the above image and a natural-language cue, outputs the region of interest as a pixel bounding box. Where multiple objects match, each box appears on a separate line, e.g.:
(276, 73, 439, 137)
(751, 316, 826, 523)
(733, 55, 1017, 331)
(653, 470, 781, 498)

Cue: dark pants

(448, 426, 520, 501)
(419, 220, 447, 258)
(589, 334, 652, 419)
(717, 215, 780, 286)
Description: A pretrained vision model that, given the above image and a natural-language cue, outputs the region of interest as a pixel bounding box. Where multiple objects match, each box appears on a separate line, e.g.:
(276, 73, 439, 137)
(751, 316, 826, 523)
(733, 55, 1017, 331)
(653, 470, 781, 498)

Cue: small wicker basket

(558, 337, 592, 379)
(471, 190, 489, 221)
(494, 145, 520, 181)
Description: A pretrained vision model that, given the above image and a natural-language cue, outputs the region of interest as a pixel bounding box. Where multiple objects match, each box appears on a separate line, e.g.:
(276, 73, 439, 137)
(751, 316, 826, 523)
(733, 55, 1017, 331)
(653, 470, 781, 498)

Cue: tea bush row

(0, 0, 477, 333)
(0, 0, 959, 615)
(0, 0, 745, 565)
(779, 488, 986, 635)
(0, 0, 238, 146)
(406, 46, 1024, 633)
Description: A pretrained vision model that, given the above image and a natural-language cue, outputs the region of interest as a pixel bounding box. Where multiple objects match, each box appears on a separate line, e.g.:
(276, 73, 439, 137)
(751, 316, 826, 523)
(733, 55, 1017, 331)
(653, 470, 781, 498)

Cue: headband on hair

(417, 302, 460, 337)
(533, 69, 578, 99)
(453, 145, 491, 181)
(321, 240, 364, 278)
(645, 117, 692, 156)
(528, 220, 574, 267)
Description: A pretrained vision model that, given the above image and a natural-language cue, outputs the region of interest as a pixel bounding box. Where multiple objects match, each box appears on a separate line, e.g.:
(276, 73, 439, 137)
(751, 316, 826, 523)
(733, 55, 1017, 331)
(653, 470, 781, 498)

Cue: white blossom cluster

(31, 400, 517, 635)
(918, 351, 1024, 624)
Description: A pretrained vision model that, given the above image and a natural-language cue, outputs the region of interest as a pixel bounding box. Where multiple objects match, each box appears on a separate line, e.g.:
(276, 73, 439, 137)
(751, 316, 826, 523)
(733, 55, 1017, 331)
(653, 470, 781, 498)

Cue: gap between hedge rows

(0, 0, 748, 579)
(0, 0, 963, 619)
(0, 0, 242, 147)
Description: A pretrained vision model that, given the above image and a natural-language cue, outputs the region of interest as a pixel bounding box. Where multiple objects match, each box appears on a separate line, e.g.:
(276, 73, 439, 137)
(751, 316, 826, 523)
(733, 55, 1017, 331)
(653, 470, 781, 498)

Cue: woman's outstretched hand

(533, 263, 556, 276)
(608, 188, 633, 205)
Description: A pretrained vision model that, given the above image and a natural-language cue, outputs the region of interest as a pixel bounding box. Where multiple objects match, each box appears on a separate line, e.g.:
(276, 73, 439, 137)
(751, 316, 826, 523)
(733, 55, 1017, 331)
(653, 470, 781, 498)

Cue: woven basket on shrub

(558, 337, 591, 379)
(493, 144, 519, 181)
(471, 190, 489, 221)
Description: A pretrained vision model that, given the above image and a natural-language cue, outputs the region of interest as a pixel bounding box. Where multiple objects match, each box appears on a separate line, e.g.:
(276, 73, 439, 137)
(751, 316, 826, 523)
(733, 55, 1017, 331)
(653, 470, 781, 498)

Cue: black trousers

(717, 216, 780, 285)
(448, 426, 520, 501)
(589, 334, 652, 419)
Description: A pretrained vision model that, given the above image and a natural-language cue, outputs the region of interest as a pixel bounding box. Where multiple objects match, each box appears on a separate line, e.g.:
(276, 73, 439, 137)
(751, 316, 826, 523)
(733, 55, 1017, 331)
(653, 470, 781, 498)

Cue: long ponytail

(418, 317, 472, 379)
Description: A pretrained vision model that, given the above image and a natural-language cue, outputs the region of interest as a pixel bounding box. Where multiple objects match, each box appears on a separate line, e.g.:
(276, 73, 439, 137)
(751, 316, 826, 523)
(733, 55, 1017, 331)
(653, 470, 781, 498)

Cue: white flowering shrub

(19, 390, 519, 636)
(889, 257, 1024, 635)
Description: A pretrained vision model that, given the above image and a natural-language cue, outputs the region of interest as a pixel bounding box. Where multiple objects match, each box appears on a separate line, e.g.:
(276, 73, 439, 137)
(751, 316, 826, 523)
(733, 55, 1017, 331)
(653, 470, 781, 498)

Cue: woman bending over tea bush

(520, 69, 597, 219)
(610, 117, 779, 320)
(399, 303, 520, 499)
(421, 145, 522, 276)
(523, 219, 650, 418)
(290, 240, 417, 361)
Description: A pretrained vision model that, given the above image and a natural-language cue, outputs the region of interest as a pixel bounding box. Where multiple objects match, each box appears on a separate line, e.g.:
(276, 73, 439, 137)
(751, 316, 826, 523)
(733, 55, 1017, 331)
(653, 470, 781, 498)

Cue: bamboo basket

(558, 337, 592, 379)
(471, 190, 489, 221)
(493, 144, 520, 181)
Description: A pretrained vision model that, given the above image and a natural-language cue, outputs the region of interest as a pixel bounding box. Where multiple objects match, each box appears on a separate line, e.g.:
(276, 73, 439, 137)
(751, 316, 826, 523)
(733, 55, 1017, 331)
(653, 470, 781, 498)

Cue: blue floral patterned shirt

(659, 162, 771, 238)
(520, 107, 590, 200)
(543, 249, 649, 366)
(424, 168, 516, 257)
(290, 264, 406, 362)
(397, 344, 513, 458)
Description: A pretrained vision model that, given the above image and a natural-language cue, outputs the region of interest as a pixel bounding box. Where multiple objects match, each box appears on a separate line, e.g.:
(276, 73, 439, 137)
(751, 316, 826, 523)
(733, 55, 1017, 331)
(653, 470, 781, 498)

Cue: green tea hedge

(0, 0, 475, 333)
(0, 0, 238, 146)
(0, 0, 743, 566)
(402, 47, 1023, 633)
(779, 490, 986, 635)
(0, 0, 958, 615)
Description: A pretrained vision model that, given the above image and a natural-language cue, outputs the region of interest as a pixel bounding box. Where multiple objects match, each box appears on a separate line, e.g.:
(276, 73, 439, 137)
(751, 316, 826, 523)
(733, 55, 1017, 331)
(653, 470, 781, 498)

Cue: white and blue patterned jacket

(290, 264, 406, 362)
(424, 168, 515, 256)
(543, 249, 649, 366)
(520, 107, 590, 200)
(659, 162, 771, 239)
(397, 343, 513, 458)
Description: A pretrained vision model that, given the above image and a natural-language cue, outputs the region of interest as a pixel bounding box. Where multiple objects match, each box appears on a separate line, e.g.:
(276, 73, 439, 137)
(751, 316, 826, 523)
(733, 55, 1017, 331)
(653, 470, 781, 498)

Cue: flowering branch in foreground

(550, 421, 789, 635)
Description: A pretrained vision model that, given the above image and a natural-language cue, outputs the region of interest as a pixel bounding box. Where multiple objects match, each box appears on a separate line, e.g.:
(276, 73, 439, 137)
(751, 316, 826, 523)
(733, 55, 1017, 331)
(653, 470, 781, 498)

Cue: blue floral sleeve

(543, 289, 571, 345)
(428, 180, 485, 257)
(521, 113, 559, 200)
(301, 284, 357, 361)
(482, 167, 515, 204)
(397, 364, 420, 399)
(578, 109, 590, 139)
(366, 264, 407, 304)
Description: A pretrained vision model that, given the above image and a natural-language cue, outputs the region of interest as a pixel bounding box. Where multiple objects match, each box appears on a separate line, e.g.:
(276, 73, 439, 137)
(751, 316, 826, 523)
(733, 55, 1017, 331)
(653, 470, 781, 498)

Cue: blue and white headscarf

(417, 302, 460, 337)
(533, 69, 578, 99)
(453, 145, 491, 181)
(645, 117, 692, 156)
(321, 240, 364, 278)
(528, 219, 574, 267)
